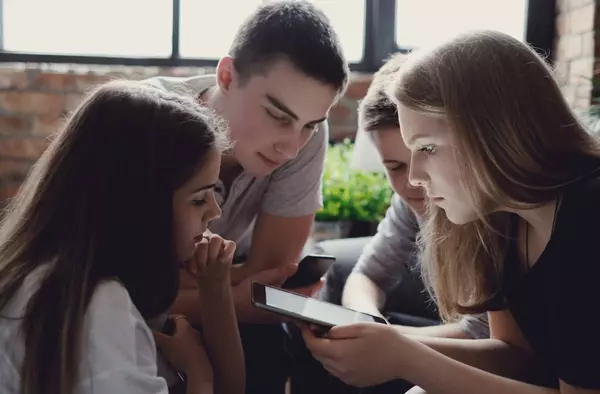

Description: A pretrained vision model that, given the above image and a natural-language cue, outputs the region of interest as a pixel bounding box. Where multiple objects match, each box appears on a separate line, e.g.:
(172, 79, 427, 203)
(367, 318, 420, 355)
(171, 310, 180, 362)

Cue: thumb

(326, 323, 366, 339)
(254, 263, 298, 286)
(152, 329, 168, 348)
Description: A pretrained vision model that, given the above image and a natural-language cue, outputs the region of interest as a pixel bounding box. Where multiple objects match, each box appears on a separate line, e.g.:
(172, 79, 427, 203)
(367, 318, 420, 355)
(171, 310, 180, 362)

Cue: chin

(443, 209, 479, 225)
(239, 155, 280, 177)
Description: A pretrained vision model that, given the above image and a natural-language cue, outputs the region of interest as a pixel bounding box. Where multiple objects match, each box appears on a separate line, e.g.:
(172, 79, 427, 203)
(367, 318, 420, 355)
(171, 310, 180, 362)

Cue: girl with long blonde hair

(301, 30, 600, 393)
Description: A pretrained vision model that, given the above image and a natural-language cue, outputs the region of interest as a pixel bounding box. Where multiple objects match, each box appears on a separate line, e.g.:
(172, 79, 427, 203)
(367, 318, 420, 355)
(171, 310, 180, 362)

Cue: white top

(0, 266, 169, 393)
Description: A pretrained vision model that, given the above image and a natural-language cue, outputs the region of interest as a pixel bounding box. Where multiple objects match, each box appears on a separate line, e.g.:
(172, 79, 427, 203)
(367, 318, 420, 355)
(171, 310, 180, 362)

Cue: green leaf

(318, 140, 392, 223)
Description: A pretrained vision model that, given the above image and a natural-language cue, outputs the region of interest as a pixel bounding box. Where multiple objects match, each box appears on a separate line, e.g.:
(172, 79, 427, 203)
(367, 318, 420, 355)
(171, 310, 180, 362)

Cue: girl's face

(172, 147, 222, 263)
(398, 104, 478, 225)
(370, 127, 426, 216)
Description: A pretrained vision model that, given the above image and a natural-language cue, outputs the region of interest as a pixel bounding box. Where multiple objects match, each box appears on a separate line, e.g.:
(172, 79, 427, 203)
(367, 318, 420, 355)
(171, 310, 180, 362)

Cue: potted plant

(313, 139, 392, 242)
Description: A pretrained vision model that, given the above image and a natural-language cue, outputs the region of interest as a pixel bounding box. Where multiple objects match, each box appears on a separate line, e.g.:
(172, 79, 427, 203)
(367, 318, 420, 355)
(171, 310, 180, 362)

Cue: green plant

(316, 139, 392, 222)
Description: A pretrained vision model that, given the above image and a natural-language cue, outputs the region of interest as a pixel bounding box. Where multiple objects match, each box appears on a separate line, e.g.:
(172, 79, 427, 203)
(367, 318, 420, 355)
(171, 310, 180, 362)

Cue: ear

(216, 56, 237, 95)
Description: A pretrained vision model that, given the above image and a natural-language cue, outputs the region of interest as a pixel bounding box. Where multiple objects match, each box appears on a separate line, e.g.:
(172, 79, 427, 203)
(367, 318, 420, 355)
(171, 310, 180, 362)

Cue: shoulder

(84, 280, 153, 355)
(79, 281, 167, 391)
(143, 74, 216, 95)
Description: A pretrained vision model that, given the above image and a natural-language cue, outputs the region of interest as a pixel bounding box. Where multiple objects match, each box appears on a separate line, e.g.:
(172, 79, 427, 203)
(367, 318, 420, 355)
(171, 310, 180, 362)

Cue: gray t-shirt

(352, 194, 490, 339)
(145, 75, 327, 257)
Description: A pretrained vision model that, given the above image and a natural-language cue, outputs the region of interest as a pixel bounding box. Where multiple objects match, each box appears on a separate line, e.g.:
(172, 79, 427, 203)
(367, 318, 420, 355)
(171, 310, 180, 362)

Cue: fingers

(254, 263, 297, 286)
(207, 234, 223, 263)
(326, 323, 366, 339)
(190, 238, 209, 275)
(219, 240, 236, 262)
(152, 329, 168, 347)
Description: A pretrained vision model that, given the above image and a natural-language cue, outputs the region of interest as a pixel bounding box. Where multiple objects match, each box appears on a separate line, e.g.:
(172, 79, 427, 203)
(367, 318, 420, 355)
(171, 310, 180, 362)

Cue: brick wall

(0, 1, 596, 203)
(554, 0, 599, 110)
(0, 64, 370, 203)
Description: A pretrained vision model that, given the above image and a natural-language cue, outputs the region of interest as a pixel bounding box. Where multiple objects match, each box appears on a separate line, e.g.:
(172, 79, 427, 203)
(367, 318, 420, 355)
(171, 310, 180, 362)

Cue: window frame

(0, 0, 556, 72)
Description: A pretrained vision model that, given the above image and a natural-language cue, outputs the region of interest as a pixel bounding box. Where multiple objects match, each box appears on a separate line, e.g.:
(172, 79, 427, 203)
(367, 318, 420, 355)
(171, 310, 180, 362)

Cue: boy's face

(370, 127, 426, 216)
(218, 58, 339, 177)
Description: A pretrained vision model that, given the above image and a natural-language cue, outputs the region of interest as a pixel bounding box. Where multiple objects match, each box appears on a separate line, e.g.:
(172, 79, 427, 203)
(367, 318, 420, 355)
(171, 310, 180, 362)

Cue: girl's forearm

(200, 283, 245, 394)
(402, 340, 558, 394)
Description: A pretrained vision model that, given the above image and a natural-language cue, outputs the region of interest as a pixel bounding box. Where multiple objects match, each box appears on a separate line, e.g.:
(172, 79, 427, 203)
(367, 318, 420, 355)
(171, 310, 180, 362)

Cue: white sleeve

(75, 281, 169, 394)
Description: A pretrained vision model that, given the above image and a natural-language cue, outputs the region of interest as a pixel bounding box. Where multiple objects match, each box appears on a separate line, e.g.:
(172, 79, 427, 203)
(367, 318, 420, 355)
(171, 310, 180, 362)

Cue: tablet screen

(264, 285, 376, 326)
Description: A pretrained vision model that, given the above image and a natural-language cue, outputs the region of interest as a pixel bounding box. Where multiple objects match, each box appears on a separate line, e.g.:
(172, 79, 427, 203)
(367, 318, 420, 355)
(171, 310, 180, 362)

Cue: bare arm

(342, 273, 471, 339)
(171, 272, 204, 326)
(398, 310, 589, 394)
(402, 341, 596, 394)
(199, 282, 245, 394)
(342, 273, 385, 316)
(239, 212, 314, 277)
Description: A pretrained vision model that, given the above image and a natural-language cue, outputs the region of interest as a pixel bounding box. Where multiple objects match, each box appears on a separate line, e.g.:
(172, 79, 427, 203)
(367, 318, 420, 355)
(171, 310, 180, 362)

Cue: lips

(258, 153, 283, 168)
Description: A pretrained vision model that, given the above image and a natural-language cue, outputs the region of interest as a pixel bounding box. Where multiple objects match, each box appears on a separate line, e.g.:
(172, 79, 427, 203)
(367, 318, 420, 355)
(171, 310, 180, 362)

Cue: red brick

(328, 103, 353, 124)
(0, 160, 32, 181)
(0, 116, 31, 136)
(31, 72, 78, 91)
(0, 92, 66, 116)
(32, 114, 65, 136)
(74, 74, 111, 93)
(0, 138, 49, 159)
(0, 69, 29, 89)
(344, 75, 373, 100)
(65, 93, 83, 113)
(0, 183, 22, 204)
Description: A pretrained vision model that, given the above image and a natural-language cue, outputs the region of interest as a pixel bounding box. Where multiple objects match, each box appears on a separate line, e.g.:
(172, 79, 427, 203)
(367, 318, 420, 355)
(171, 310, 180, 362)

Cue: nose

(208, 200, 222, 223)
(274, 133, 302, 161)
(408, 161, 428, 188)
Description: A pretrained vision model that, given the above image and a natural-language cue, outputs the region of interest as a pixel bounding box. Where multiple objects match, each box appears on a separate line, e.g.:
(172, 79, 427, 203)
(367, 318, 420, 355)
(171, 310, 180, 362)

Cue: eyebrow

(266, 94, 327, 125)
(191, 183, 216, 193)
(407, 133, 431, 146)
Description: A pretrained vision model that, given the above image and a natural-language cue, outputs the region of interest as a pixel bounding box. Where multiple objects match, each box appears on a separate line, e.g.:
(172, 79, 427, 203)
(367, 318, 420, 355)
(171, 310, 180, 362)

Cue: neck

(510, 200, 558, 234)
(200, 85, 225, 116)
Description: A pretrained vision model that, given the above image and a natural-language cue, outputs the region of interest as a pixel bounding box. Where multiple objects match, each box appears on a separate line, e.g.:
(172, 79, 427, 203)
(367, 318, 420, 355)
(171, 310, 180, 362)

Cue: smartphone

(252, 282, 388, 333)
(282, 253, 336, 289)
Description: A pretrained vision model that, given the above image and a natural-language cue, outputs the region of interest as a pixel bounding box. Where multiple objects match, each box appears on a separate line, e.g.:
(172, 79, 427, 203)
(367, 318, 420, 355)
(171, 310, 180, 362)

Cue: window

(179, 0, 365, 63)
(395, 0, 528, 49)
(0, 0, 553, 72)
(2, 0, 173, 57)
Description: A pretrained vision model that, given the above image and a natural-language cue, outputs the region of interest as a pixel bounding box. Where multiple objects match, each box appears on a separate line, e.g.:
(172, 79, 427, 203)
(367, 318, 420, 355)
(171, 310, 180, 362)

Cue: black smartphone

(282, 253, 336, 289)
(251, 282, 388, 333)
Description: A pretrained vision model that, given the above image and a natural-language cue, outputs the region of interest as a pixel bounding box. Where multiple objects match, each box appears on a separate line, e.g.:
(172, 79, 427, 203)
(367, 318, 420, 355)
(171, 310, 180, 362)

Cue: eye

(266, 108, 291, 125)
(191, 199, 206, 207)
(417, 145, 436, 155)
(386, 162, 407, 172)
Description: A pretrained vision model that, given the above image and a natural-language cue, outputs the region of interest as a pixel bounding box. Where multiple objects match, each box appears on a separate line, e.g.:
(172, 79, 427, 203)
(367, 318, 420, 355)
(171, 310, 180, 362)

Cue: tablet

(251, 282, 388, 329)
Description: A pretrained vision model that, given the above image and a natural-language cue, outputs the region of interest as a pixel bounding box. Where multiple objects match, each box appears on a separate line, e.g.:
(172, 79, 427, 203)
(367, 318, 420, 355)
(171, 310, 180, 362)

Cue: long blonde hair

(389, 30, 600, 321)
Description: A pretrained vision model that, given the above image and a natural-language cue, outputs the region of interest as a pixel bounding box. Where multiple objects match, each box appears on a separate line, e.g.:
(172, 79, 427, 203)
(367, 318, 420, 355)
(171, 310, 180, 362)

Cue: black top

(499, 171, 600, 389)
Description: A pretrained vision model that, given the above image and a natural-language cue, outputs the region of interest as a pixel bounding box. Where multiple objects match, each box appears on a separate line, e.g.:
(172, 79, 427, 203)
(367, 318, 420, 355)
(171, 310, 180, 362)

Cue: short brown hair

(358, 53, 408, 132)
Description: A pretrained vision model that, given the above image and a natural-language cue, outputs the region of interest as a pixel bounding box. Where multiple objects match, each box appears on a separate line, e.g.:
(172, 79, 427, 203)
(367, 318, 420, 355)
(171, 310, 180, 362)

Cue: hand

(152, 315, 214, 378)
(184, 232, 236, 285)
(301, 322, 415, 387)
(288, 278, 325, 298)
(232, 263, 298, 324)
